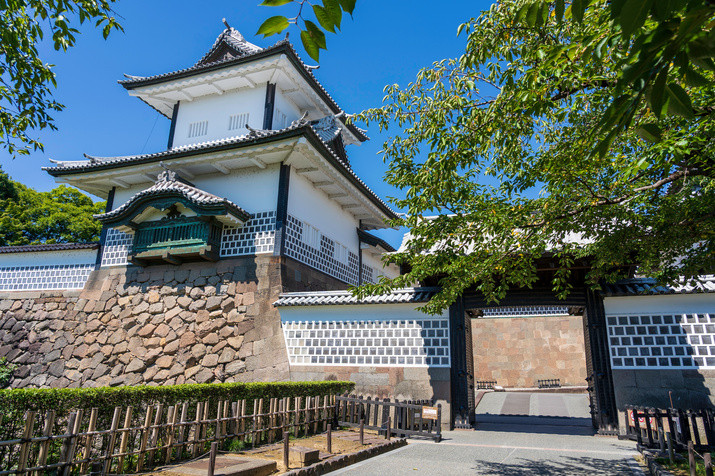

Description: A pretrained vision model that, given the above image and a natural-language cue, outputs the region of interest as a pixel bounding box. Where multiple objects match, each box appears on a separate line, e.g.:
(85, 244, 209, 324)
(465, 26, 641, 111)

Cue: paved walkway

(474, 391, 594, 434)
(332, 427, 642, 475)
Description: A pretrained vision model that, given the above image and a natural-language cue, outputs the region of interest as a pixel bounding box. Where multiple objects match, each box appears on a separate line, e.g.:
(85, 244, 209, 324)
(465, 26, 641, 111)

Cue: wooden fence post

(136, 405, 154, 472)
(689, 441, 697, 476)
(177, 402, 188, 457)
(17, 411, 36, 474)
(62, 409, 83, 476)
(146, 403, 163, 466)
(705, 453, 713, 476)
(303, 397, 310, 438)
(80, 408, 98, 474)
(327, 424, 332, 454)
(58, 412, 76, 476)
(294, 397, 300, 437)
(35, 410, 55, 476)
(667, 431, 675, 464)
(117, 406, 133, 473)
(192, 402, 203, 458)
(102, 406, 122, 475)
(208, 441, 218, 476)
(283, 432, 289, 470)
(165, 405, 179, 464)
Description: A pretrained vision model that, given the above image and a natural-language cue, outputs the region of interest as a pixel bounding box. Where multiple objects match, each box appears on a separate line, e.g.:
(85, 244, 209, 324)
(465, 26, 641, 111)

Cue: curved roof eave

(43, 125, 397, 222)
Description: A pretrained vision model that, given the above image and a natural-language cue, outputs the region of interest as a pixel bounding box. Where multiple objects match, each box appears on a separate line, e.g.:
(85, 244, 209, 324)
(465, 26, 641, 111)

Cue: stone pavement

(331, 427, 642, 475)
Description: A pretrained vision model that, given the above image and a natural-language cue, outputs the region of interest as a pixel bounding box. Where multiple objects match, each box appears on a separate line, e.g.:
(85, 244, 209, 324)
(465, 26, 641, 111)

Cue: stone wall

(471, 315, 587, 388)
(289, 366, 451, 429)
(0, 255, 295, 388)
(613, 369, 715, 410)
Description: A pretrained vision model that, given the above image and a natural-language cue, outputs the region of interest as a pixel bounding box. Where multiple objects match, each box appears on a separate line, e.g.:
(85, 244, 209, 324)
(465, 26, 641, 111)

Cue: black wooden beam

(167, 101, 180, 149)
(585, 287, 619, 433)
(275, 163, 291, 255)
(263, 83, 276, 130)
(449, 297, 472, 429)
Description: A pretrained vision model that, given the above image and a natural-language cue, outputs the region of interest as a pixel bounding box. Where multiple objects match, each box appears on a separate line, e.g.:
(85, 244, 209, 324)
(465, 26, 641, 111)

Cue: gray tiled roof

(357, 229, 396, 252)
(195, 27, 262, 66)
(274, 287, 439, 307)
(0, 242, 99, 254)
(44, 122, 397, 221)
(601, 276, 715, 296)
(95, 171, 251, 223)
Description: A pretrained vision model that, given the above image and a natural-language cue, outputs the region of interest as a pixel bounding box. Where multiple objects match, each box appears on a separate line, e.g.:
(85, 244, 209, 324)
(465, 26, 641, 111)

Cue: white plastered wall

(273, 89, 301, 129)
(361, 250, 400, 279)
(279, 303, 450, 368)
(0, 248, 97, 268)
(604, 294, 715, 315)
(286, 167, 359, 252)
(172, 86, 267, 148)
(110, 166, 280, 215)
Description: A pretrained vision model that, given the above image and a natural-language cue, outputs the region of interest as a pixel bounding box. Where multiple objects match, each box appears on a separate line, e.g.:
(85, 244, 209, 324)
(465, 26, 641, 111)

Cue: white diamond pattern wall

(285, 215, 380, 285)
(282, 318, 450, 367)
(0, 263, 95, 291)
(607, 313, 715, 369)
(221, 211, 276, 257)
(101, 228, 132, 267)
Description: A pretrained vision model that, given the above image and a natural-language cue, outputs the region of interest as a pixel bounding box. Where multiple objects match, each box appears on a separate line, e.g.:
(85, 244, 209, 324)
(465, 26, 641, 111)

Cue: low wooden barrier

(625, 406, 715, 451)
(335, 394, 442, 442)
(537, 379, 561, 389)
(0, 395, 335, 475)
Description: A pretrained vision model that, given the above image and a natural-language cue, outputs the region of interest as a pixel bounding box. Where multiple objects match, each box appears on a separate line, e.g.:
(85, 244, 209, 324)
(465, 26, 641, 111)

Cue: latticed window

(187, 120, 209, 138)
(228, 113, 249, 131)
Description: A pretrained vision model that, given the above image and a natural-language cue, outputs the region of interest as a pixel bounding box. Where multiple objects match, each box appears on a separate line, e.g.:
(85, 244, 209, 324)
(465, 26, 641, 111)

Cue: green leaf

(648, 66, 669, 118)
(555, 0, 565, 22)
(337, 0, 356, 16)
(301, 29, 320, 62)
(617, 0, 654, 37)
(653, 0, 677, 21)
(665, 83, 695, 119)
(571, 0, 587, 23)
(313, 5, 336, 33)
(259, 0, 293, 5)
(525, 2, 540, 27)
(323, 0, 343, 29)
(684, 66, 710, 87)
(636, 123, 662, 142)
(256, 15, 289, 37)
(304, 20, 327, 49)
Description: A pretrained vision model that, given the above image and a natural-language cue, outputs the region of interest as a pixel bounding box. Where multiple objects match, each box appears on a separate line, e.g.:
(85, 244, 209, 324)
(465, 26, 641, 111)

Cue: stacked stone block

(0, 256, 292, 388)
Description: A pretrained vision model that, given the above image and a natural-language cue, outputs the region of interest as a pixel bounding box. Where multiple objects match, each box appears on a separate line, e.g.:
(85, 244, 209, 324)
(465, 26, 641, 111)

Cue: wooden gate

(335, 395, 442, 442)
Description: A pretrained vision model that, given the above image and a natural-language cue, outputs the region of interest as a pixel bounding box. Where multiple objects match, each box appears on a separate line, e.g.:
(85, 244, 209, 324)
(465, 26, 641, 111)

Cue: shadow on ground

(471, 455, 635, 475)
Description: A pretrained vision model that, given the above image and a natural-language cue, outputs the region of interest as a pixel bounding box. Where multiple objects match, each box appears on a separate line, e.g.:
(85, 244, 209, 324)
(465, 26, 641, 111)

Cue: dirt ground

(152, 428, 388, 475)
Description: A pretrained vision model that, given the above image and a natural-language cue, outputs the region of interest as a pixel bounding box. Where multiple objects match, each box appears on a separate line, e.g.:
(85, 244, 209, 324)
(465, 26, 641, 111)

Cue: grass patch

(655, 452, 714, 476)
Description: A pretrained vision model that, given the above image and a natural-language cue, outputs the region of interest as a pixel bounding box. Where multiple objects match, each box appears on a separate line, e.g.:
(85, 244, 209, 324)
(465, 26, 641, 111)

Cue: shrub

(0, 380, 354, 471)
(0, 357, 16, 388)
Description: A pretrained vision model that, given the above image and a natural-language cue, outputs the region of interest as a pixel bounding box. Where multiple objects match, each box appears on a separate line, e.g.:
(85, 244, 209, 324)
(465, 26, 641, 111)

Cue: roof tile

(273, 287, 439, 307)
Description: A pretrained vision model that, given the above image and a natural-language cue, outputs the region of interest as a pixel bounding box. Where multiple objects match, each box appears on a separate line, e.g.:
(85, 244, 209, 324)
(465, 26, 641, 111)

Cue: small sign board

(422, 406, 439, 420)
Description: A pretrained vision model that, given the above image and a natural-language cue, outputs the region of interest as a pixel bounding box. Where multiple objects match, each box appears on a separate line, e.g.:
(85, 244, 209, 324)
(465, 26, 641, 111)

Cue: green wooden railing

(132, 217, 222, 255)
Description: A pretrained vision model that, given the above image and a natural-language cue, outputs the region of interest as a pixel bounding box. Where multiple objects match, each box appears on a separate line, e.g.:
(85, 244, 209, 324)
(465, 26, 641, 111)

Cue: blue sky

(0, 0, 492, 248)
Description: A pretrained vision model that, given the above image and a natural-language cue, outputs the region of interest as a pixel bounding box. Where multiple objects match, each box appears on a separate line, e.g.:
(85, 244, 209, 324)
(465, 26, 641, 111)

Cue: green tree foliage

(0, 0, 122, 157)
(0, 167, 18, 202)
(353, 0, 714, 314)
(0, 171, 104, 245)
(256, 0, 355, 61)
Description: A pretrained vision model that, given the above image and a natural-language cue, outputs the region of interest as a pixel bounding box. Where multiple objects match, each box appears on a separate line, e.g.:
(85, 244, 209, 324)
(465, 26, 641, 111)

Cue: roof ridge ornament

(157, 162, 177, 183)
